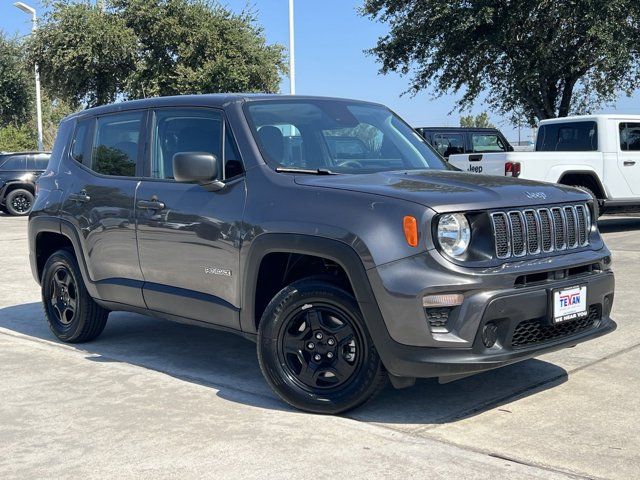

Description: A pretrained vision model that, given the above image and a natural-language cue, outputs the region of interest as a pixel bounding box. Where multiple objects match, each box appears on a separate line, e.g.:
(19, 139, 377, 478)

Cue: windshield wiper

(275, 167, 336, 175)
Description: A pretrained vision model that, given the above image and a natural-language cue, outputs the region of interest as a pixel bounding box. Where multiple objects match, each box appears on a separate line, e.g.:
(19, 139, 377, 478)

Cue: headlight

(437, 213, 471, 257)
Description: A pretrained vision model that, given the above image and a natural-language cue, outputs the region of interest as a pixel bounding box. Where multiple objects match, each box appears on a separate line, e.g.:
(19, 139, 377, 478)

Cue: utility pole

(288, 0, 295, 95)
(14, 2, 43, 151)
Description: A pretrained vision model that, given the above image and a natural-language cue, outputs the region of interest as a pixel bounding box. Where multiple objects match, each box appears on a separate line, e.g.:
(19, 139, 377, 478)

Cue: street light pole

(288, 0, 295, 95)
(14, 2, 44, 152)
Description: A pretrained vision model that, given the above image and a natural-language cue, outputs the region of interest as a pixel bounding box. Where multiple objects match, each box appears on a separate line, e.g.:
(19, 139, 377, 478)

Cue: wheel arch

(558, 171, 607, 199)
(29, 217, 98, 298)
(240, 234, 379, 335)
(1, 181, 35, 204)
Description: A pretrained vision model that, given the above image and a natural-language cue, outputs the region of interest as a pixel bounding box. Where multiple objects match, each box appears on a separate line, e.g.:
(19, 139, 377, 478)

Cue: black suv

(0, 152, 50, 216)
(29, 95, 615, 413)
(417, 127, 514, 158)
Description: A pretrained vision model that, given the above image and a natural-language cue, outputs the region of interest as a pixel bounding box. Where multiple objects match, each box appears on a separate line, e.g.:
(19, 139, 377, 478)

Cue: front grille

(511, 305, 600, 348)
(491, 204, 590, 259)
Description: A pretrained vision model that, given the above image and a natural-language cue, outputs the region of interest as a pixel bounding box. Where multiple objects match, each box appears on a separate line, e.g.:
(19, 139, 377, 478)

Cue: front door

(136, 107, 246, 329)
(618, 122, 640, 196)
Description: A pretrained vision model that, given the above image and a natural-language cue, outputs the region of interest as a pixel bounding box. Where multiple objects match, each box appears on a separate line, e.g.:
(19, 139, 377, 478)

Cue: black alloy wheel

(5, 189, 34, 216)
(41, 249, 109, 343)
(258, 278, 386, 414)
(49, 266, 78, 327)
(279, 304, 362, 391)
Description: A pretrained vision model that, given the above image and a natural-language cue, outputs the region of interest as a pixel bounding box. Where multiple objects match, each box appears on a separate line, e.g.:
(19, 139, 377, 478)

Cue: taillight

(505, 162, 521, 177)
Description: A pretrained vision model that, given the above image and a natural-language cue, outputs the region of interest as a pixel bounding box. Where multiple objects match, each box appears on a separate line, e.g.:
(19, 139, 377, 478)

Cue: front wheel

(257, 278, 386, 414)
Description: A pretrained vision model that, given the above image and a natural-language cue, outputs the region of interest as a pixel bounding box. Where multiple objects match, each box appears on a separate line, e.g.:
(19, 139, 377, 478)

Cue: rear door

(617, 122, 640, 196)
(62, 111, 147, 307)
(135, 107, 246, 329)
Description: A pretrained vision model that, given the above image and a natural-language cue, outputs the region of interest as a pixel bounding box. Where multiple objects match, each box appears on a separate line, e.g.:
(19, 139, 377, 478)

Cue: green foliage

(0, 33, 33, 127)
(460, 112, 495, 128)
(362, 0, 640, 123)
(30, 0, 287, 107)
(29, 2, 137, 106)
(113, 0, 287, 98)
(39, 94, 78, 150)
(0, 124, 36, 152)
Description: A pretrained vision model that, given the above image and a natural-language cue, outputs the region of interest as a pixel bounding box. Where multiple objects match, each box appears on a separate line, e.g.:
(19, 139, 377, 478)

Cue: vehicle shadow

(0, 302, 568, 425)
(598, 216, 640, 233)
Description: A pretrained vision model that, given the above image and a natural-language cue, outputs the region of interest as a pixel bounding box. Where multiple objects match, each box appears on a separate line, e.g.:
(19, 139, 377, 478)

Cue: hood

(294, 170, 590, 213)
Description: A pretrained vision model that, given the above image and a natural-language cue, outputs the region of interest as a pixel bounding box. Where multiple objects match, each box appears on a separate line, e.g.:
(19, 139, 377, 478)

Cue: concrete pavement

(0, 213, 638, 479)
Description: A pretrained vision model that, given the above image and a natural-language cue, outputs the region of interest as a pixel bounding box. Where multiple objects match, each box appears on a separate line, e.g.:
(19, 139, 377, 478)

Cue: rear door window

(619, 123, 640, 151)
(472, 133, 507, 152)
(91, 112, 144, 177)
(432, 133, 464, 157)
(536, 122, 598, 151)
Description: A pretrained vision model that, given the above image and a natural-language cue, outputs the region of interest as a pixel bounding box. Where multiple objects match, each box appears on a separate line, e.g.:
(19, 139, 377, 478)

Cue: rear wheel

(257, 278, 386, 414)
(5, 188, 34, 216)
(41, 249, 109, 343)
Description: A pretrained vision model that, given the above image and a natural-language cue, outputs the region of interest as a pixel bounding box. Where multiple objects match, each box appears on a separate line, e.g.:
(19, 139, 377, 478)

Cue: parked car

(416, 127, 514, 159)
(29, 95, 615, 414)
(447, 115, 640, 216)
(0, 151, 50, 216)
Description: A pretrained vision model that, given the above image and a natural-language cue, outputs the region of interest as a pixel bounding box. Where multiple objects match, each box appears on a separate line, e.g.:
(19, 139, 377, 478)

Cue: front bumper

(365, 248, 616, 379)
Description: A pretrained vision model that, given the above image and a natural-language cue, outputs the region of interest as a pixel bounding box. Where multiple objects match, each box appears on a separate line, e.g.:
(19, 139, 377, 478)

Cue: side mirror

(173, 152, 224, 191)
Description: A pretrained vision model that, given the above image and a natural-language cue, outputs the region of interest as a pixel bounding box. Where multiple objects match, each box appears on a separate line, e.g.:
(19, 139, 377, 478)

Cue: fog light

(482, 323, 499, 348)
(423, 293, 464, 308)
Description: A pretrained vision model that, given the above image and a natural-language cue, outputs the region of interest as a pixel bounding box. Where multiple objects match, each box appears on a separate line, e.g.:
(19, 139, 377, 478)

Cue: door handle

(469, 154, 483, 162)
(624, 161, 636, 166)
(137, 199, 166, 210)
(68, 190, 91, 203)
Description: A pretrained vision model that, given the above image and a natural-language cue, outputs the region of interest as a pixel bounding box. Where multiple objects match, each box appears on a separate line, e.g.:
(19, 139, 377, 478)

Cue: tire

(5, 188, 34, 216)
(572, 185, 600, 218)
(257, 278, 386, 414)
(41, 249, 109, 343)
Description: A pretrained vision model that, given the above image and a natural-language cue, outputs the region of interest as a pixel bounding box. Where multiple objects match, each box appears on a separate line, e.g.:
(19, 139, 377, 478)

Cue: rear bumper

(366, 250, 616, 380)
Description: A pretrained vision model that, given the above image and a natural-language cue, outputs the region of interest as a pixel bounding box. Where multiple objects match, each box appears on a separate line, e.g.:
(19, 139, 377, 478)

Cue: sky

(4, 0, 640, 142)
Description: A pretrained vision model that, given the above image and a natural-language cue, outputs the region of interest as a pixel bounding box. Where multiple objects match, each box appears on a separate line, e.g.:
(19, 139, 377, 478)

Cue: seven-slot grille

(491, 204, 590, 259)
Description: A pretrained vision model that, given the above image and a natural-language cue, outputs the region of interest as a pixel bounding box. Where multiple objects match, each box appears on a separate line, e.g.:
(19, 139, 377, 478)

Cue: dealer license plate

(553, 285, 588, 324)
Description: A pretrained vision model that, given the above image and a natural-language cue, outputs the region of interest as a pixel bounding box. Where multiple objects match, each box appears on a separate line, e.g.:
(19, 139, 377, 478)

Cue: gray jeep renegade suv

(29, 95, 616, 413)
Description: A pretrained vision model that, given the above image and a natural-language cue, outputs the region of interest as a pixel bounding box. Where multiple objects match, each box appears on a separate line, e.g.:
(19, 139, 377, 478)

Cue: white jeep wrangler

(447, 115, 640, 215)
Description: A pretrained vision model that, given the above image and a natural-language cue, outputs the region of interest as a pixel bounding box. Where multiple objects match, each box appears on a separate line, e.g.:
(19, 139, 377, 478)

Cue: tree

(0, 124, 35, 151)
(362, 0, 640, 124)
(112, 0, 287, 98)
(0, 33, 33, 127)
(460, 112, 495, 128)
(29, 2, 137, 107)
(29, 0, 287, 107)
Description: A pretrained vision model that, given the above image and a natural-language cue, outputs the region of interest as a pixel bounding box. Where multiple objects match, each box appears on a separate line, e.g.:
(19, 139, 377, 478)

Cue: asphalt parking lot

(0, 214, 638, 480)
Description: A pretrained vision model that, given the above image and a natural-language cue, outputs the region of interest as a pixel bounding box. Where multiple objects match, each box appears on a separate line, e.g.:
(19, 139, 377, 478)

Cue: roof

(0, 151, 51, 156)
(64, 94, 387, 122)
(539, 114, 640, 125)
(416, 126, 501, 132)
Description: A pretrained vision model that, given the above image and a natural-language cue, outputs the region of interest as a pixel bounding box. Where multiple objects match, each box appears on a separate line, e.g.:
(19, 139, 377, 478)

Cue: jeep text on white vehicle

(448, 115, 640, 215)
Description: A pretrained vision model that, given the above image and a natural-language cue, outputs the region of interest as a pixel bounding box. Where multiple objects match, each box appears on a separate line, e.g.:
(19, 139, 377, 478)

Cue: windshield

(245, 100, 449, 174)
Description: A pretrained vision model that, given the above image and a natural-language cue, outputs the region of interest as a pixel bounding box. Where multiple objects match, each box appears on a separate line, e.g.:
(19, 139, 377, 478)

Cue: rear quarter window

(536, 121, 598, 151)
